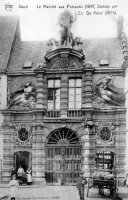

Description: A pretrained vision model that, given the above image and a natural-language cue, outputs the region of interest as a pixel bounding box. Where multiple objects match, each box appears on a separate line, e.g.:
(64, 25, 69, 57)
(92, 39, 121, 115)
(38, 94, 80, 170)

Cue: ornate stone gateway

(45, 128, 81, 185)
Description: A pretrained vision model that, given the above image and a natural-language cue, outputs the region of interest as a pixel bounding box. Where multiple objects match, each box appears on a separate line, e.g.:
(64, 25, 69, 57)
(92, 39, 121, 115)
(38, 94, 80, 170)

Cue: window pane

(55, 95, 60, 102)
(55, 103, 60, 110)
(76, 88, 81, 94)
(69, 95, 74, 101)
(48, 89, 54, 100)
(69, 79, 75, 87)
(56, 88, 60, 95)
(69, 102, 75, 109)
(76, 95, 81, 101)
(55, 89, 60, 102)
(48, 102, 54, 110)
(76, 102, 81, 109)
(55, 79, 60, 87)
(48, 80, 54, 87)
(76, 79, 82, 87)
(69, 88, 74, 94)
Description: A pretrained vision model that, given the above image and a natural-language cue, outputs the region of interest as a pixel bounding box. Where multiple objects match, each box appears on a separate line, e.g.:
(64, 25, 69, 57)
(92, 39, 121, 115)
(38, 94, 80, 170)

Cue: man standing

(77, 172, 87, 200)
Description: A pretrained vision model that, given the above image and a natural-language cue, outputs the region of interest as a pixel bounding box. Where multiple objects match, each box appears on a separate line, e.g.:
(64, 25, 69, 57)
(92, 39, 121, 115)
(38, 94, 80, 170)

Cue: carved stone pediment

(45, 48, 85, 71)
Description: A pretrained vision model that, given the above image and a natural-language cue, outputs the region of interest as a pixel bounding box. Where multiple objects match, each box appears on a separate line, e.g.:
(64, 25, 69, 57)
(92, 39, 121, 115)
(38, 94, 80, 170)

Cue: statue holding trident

(59, 10, 74, 47)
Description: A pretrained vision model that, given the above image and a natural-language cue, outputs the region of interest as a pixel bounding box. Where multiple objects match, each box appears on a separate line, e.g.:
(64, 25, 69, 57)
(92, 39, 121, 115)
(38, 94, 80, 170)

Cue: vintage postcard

(0, 0, 128, 199)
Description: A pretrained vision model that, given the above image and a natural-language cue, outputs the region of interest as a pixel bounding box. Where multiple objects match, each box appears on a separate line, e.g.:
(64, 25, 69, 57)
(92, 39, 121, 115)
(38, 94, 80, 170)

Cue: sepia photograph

(0, 0, 128, 199)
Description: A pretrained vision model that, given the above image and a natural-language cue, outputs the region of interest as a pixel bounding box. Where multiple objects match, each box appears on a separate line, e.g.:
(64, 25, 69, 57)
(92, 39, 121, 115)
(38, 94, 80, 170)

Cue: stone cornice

(94, 67, 125, 74)
(6, 70, 35, 76)
(6, 67, 125, 76)
(94, 107, 126, 113)
(1, 108, 46, 114)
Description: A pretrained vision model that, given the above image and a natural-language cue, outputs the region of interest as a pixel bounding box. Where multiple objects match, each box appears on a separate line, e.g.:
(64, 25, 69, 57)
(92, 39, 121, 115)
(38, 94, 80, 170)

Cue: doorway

(14, 151, 30, 172)
(45, 128, 81, 185)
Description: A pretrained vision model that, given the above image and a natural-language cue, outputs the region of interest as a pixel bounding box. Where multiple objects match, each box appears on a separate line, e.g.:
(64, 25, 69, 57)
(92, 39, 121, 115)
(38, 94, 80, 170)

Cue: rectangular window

(95, 151, 114, 170)
(48, 79, 60, 110)
(68, 78, 82, 109)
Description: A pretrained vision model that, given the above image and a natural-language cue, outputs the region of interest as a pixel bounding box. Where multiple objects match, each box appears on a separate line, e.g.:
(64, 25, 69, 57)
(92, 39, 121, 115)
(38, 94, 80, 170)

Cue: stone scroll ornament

(8, 81, 37, 108)
(94, 76, 125, 107)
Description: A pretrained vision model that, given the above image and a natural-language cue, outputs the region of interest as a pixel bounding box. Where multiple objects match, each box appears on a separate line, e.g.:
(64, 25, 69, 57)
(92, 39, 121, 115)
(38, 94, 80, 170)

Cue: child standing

(9, 175, 19, 200)
(26, 167, 32, 185)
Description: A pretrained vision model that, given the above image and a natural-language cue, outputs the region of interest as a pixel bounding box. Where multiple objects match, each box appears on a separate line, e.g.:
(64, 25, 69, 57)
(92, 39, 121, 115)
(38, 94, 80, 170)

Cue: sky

(0, 0, 128, 41)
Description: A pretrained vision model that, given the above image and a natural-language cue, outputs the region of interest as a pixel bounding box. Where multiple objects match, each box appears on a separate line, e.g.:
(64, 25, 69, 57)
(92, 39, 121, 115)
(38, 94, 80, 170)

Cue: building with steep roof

(0, 12, 128, 187)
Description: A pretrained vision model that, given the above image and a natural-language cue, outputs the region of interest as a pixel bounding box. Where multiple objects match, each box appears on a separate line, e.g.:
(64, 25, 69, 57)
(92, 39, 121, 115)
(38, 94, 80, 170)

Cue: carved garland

(14, 124, 32, 146)
(95, 122, 116, 145)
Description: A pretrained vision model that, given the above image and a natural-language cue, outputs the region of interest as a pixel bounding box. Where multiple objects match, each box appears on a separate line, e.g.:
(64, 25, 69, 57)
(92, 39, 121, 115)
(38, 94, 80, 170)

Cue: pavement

(0, 184, 127, 200)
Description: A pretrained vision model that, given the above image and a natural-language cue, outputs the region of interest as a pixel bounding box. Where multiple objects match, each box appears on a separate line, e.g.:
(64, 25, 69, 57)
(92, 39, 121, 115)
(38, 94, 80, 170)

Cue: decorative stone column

(60, 74, 68, 118)
(82, 61, 95, 109)
(2, 113, 14, 181)
(32, 122, 46, 185)
(81, 120, 93, 178)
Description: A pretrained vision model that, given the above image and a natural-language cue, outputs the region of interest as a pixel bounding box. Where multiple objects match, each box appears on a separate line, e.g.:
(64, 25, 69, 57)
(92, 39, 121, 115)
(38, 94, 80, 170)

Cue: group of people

(9, 166, 32, 200)
(9, 169, 86, 200)
(11, 165, 32, 185)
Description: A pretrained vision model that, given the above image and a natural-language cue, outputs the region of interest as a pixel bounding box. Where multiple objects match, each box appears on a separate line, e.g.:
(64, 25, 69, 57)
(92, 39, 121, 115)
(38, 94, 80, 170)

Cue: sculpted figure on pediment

(93, 76, 125, 108)
(8, 81, 37, 108)
(72, 37, 83, 53)
(46, 38, 59, 53)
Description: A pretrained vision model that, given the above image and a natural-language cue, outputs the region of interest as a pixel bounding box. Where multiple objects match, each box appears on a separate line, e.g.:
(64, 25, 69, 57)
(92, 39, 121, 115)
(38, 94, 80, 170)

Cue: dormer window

(23, 61, 33, 69)
(99, 59, 109, 66)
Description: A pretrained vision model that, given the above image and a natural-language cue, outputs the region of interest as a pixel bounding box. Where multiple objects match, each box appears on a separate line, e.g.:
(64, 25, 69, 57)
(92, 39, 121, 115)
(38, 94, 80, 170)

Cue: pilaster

(32, 123, 46, 185)
(60, 74, 68, 118)
(35, 69, 46, 109)
(81, 120, 93, 177)
(2, 117, 14, 181)
(82, 62, 95, 109)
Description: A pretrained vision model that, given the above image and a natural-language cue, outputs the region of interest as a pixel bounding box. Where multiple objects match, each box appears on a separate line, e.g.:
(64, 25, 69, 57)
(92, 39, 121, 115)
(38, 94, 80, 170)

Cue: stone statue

(59, 11, 74, 47)
(72, 37, 83, 52)
(8, 81, 37, 108)
(47, 38, 58, 53)
(95, 76, 125, 106)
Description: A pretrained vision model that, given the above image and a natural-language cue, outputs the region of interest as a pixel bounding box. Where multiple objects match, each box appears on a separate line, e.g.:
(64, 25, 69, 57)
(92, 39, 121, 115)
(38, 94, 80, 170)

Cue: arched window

(47, 128, 80, 145)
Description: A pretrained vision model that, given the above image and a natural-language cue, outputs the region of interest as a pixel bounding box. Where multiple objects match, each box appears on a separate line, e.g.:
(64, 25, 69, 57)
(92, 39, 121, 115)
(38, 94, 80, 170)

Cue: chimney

(117, 16, 124, 38)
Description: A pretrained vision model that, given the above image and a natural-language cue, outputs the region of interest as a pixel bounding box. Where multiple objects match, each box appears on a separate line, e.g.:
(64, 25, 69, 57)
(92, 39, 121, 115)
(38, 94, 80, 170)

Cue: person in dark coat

(77, 172, 87, 200)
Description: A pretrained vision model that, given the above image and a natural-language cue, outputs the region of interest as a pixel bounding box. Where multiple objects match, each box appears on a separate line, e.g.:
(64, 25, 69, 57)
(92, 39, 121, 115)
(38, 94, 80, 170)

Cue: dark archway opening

(14, 151, 30, 172)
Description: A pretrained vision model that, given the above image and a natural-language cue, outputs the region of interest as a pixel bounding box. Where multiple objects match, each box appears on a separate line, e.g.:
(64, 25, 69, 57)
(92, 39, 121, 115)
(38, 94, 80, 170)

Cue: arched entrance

(45, 128, 81, 185)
